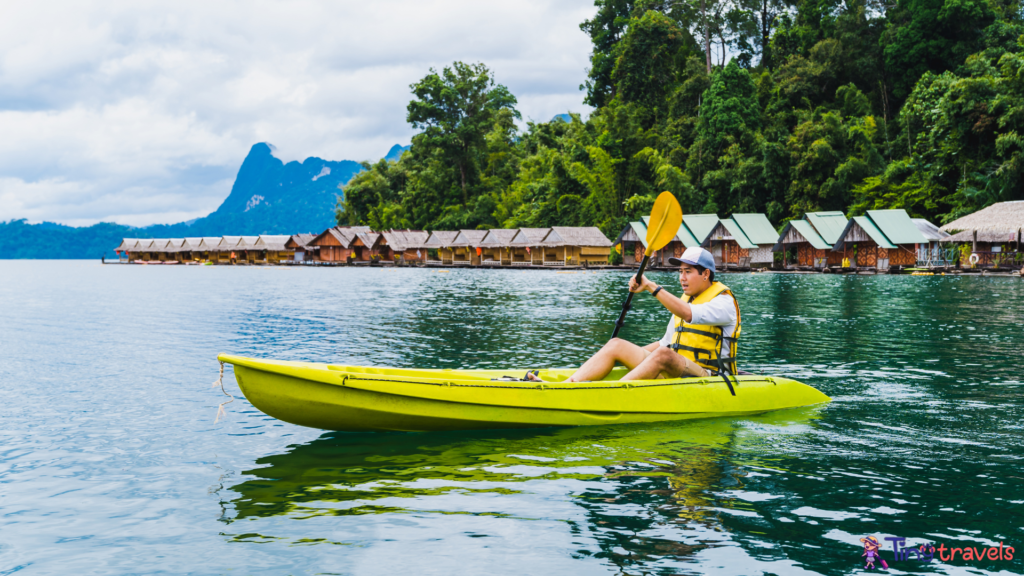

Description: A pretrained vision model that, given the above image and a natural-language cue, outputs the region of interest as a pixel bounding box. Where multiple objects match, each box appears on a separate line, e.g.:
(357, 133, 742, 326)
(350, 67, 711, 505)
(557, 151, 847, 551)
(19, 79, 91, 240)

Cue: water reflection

(223, 409, 824, 569)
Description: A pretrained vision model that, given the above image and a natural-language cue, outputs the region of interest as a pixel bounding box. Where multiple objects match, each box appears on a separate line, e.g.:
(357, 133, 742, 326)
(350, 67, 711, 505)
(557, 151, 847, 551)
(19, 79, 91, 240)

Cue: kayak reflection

(222, 407, 824, 564)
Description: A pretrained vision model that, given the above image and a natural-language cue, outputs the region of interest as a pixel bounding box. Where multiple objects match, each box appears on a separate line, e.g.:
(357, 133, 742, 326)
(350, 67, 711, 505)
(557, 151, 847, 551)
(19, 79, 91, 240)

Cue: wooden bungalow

(196, 237, 223, 263)
(478, 229, 519, 265)
(706, 219, 756, 269)
(181, 238, 204, 262)
(912, 219, 951, 266)
(613, 221, 650, 266)
(730, 213, 779, 267)
(380, 230, 430, 263)
(773, 212, 847, 269)
(422, 231, 460, 264)
(254, 235, 294, 264)
(353, 231, 384, 261)
(539, 227, 613, 266)
(509, 228, 550, 265)
(286, 234, 317, 262)
(234, 236, 259, 264)
(653, 215, 711, 267)
(145, 239, 170, 262)
(773, 220, 832, 269)
(114, 239, 141, 262)
(804, 211, 849, 268)
(832, 210, 926, 270)
(448, 230, 487, 265)
(308, 227, 358, 262)
(162, 239, 185, 263)
(613, 220, 700, 267)
(939, 200, 1024, 267)
(216, 237, 243, 264)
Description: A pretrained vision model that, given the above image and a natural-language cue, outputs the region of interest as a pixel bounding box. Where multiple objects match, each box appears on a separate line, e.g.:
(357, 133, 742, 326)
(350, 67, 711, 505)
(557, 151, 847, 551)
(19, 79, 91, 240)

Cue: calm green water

(1, 261, 1022, 575)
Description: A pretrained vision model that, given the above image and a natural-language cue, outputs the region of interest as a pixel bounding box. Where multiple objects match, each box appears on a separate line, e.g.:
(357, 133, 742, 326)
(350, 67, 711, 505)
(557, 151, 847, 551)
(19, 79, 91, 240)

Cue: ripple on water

(1, 263, 1022, 574)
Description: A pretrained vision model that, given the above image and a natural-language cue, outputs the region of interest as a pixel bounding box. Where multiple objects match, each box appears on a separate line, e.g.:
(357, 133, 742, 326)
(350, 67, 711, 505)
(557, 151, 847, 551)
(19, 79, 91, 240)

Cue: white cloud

(0, 0, 597, 226)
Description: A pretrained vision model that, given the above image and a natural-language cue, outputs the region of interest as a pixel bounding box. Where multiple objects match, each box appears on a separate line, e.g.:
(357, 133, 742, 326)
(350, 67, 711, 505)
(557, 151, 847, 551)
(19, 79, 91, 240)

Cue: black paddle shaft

(611, 254, 651, 339)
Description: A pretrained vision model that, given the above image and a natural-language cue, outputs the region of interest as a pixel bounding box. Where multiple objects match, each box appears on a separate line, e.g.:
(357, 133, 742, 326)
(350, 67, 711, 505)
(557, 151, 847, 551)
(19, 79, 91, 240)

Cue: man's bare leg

(621, 346, 708, 381)
(564, 338, 651, 382)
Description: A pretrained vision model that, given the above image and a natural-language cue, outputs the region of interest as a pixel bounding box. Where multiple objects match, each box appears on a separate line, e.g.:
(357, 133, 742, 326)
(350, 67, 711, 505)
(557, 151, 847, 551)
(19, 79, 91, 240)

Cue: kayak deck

(217, 354, 831, 432)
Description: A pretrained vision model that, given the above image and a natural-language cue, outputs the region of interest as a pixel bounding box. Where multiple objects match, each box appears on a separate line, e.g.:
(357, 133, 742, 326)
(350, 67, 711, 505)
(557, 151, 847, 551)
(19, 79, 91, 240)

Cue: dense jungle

(337, 0, 1024, 245)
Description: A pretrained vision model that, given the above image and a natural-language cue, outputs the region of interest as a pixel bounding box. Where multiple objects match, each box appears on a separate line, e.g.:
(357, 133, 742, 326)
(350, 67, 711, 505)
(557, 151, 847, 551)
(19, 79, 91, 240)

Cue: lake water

(2, 261, 1022, 575)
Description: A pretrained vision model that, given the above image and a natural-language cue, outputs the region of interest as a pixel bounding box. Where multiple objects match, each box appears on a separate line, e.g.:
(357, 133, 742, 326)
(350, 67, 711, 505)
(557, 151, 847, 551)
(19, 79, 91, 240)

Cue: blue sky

(0, 0, 596, 227)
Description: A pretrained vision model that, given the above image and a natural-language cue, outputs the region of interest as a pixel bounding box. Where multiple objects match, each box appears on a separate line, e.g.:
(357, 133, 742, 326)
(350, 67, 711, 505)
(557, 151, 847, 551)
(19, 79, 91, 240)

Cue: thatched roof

(381, 230, 429, 251)
(163, 238, 186, 253)
(912, 219, 950, 242)
(940, 201, 1024, 235)
(337, 225, 373, 234)
(510, 227, 551, 246)
(543, 226, 612, 247)
(145, 239, 171, 253)
(217, 236, 242, 249)
(479, 229, 519, 247)
(255, 235, 292, 251)
(236, 236, 260, 249)
(423, 231, 459, 247)
(450, 229, 488, 247)
(308, 227, 356, 248)
(944, 229, 1021, 243)
(356, 231, 381, 248)
(286, 234, 316, 249)
(197, 237, 222, 250)
(115, 238, 139, 252)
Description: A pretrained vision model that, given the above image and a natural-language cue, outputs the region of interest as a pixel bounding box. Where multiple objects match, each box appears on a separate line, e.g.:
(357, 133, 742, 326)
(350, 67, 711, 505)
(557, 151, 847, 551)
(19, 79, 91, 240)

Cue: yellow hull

(218, 354, 831, 432)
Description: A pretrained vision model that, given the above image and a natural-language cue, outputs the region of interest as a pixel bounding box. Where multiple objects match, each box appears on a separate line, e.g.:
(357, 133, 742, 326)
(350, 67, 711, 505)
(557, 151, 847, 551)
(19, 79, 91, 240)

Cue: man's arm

(629, 276, 695, 321)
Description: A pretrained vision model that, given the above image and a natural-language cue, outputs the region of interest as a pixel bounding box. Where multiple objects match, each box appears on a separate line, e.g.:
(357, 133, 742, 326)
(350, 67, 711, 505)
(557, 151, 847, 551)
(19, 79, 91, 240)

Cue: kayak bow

(217, 354, 830, 432)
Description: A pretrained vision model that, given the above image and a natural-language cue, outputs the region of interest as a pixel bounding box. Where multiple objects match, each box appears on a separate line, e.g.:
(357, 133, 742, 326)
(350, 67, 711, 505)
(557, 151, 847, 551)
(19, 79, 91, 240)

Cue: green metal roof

(804, 211, 848, 244)
(866, 209, 929, 245)
(644, 214, 707, 248)
(851, 215, 896, 249)
(630, 221, 649, 247)
(789, 220, 832, 249)
(683, 214, 721, 245)
(720, 218, 757, 249)
(675, 224, 700, 247)
(730, 213, 778, 245)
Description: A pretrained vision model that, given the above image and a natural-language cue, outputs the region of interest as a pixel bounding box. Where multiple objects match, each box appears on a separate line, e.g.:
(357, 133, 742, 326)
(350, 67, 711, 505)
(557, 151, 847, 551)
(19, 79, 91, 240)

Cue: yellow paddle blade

(644, 191, 683, 256)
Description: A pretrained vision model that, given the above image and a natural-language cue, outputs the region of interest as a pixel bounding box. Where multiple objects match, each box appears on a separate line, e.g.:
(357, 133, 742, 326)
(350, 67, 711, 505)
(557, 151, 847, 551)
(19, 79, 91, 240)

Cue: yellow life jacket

(671, 281, 741, 375)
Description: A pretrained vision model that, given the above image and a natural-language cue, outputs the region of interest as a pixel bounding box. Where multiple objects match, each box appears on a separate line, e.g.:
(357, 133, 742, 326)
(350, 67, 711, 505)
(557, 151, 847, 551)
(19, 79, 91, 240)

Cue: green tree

(407, 62, 520, 204)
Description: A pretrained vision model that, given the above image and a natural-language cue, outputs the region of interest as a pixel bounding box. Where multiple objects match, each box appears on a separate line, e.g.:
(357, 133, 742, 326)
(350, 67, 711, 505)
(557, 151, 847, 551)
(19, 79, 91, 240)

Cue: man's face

(678, 263, 711, 296)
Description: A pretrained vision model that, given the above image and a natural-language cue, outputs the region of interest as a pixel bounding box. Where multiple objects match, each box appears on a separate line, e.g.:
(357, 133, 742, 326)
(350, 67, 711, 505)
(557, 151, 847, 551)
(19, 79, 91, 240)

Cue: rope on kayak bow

(211, 361, 234, 423)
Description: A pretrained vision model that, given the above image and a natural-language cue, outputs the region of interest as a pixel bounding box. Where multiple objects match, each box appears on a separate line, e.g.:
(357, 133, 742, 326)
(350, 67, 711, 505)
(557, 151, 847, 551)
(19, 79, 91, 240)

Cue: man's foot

(525, 370, 541, 382)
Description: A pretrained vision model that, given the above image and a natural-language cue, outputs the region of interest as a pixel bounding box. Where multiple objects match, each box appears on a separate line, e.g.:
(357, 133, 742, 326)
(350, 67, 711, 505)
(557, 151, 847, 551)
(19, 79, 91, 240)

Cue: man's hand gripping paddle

(610, 191, 683, 339)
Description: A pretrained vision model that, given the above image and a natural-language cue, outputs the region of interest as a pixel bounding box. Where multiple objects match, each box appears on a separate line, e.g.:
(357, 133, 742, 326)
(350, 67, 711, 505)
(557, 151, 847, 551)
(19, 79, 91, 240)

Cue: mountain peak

(385, 144, 411, 162)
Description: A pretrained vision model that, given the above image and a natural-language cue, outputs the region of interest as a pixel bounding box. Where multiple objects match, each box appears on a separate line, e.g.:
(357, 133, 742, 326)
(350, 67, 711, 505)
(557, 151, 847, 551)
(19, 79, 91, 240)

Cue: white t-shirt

(658, 292, 739, 348)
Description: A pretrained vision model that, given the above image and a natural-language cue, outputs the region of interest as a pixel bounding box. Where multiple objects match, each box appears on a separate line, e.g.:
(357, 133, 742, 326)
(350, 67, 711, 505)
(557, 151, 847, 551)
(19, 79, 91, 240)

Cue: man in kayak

(531, 247, 739, 382)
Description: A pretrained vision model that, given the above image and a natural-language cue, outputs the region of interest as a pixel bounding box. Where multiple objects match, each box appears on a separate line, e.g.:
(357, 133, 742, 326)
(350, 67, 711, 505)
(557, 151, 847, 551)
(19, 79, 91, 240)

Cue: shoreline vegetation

(339, 0, 1024, 244)
(6, 0, 1024, 261)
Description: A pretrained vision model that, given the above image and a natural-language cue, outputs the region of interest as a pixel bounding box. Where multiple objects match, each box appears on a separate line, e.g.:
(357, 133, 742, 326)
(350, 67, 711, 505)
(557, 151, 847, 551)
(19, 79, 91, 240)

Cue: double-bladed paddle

(611, 191, 683, 339)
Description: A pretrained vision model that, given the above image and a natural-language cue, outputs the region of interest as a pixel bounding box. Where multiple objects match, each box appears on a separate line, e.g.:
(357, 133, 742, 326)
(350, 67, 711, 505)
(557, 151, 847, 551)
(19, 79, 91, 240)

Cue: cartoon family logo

(860, 535, 1015, 570)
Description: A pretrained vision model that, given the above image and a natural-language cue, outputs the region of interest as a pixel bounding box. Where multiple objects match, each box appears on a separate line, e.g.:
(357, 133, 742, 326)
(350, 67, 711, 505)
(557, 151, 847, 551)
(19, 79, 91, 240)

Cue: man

(533, 247, 740, 382)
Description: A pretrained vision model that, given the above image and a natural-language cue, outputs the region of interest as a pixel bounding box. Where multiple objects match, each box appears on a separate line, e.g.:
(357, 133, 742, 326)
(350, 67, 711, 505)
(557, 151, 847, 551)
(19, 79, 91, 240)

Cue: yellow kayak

(217, 354, 830, 432)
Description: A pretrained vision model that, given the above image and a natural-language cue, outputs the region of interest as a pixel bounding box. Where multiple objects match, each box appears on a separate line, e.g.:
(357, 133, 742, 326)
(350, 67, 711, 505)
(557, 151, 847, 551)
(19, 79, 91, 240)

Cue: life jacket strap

(674, 326, 720, 339)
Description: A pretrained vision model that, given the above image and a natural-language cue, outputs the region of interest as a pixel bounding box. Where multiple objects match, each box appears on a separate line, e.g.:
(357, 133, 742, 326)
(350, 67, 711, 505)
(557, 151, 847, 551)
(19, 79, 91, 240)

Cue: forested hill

(339, 0, 1024, 245)
(0, 143, 371, 259)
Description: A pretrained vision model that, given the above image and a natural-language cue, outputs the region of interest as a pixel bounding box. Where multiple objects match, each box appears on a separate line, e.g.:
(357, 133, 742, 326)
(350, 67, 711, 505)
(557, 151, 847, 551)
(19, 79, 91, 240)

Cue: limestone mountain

(0, 142, 405, 258)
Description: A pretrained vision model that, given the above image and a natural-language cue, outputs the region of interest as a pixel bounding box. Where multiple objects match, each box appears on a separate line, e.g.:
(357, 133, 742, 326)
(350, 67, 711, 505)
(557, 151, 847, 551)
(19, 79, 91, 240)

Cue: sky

(0, 0, 597, 227)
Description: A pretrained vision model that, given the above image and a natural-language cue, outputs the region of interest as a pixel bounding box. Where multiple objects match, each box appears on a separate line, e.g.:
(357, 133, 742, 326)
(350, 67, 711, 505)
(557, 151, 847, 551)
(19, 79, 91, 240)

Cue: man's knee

(603, 338, 631, 352)
(648, 346, 676, 364)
